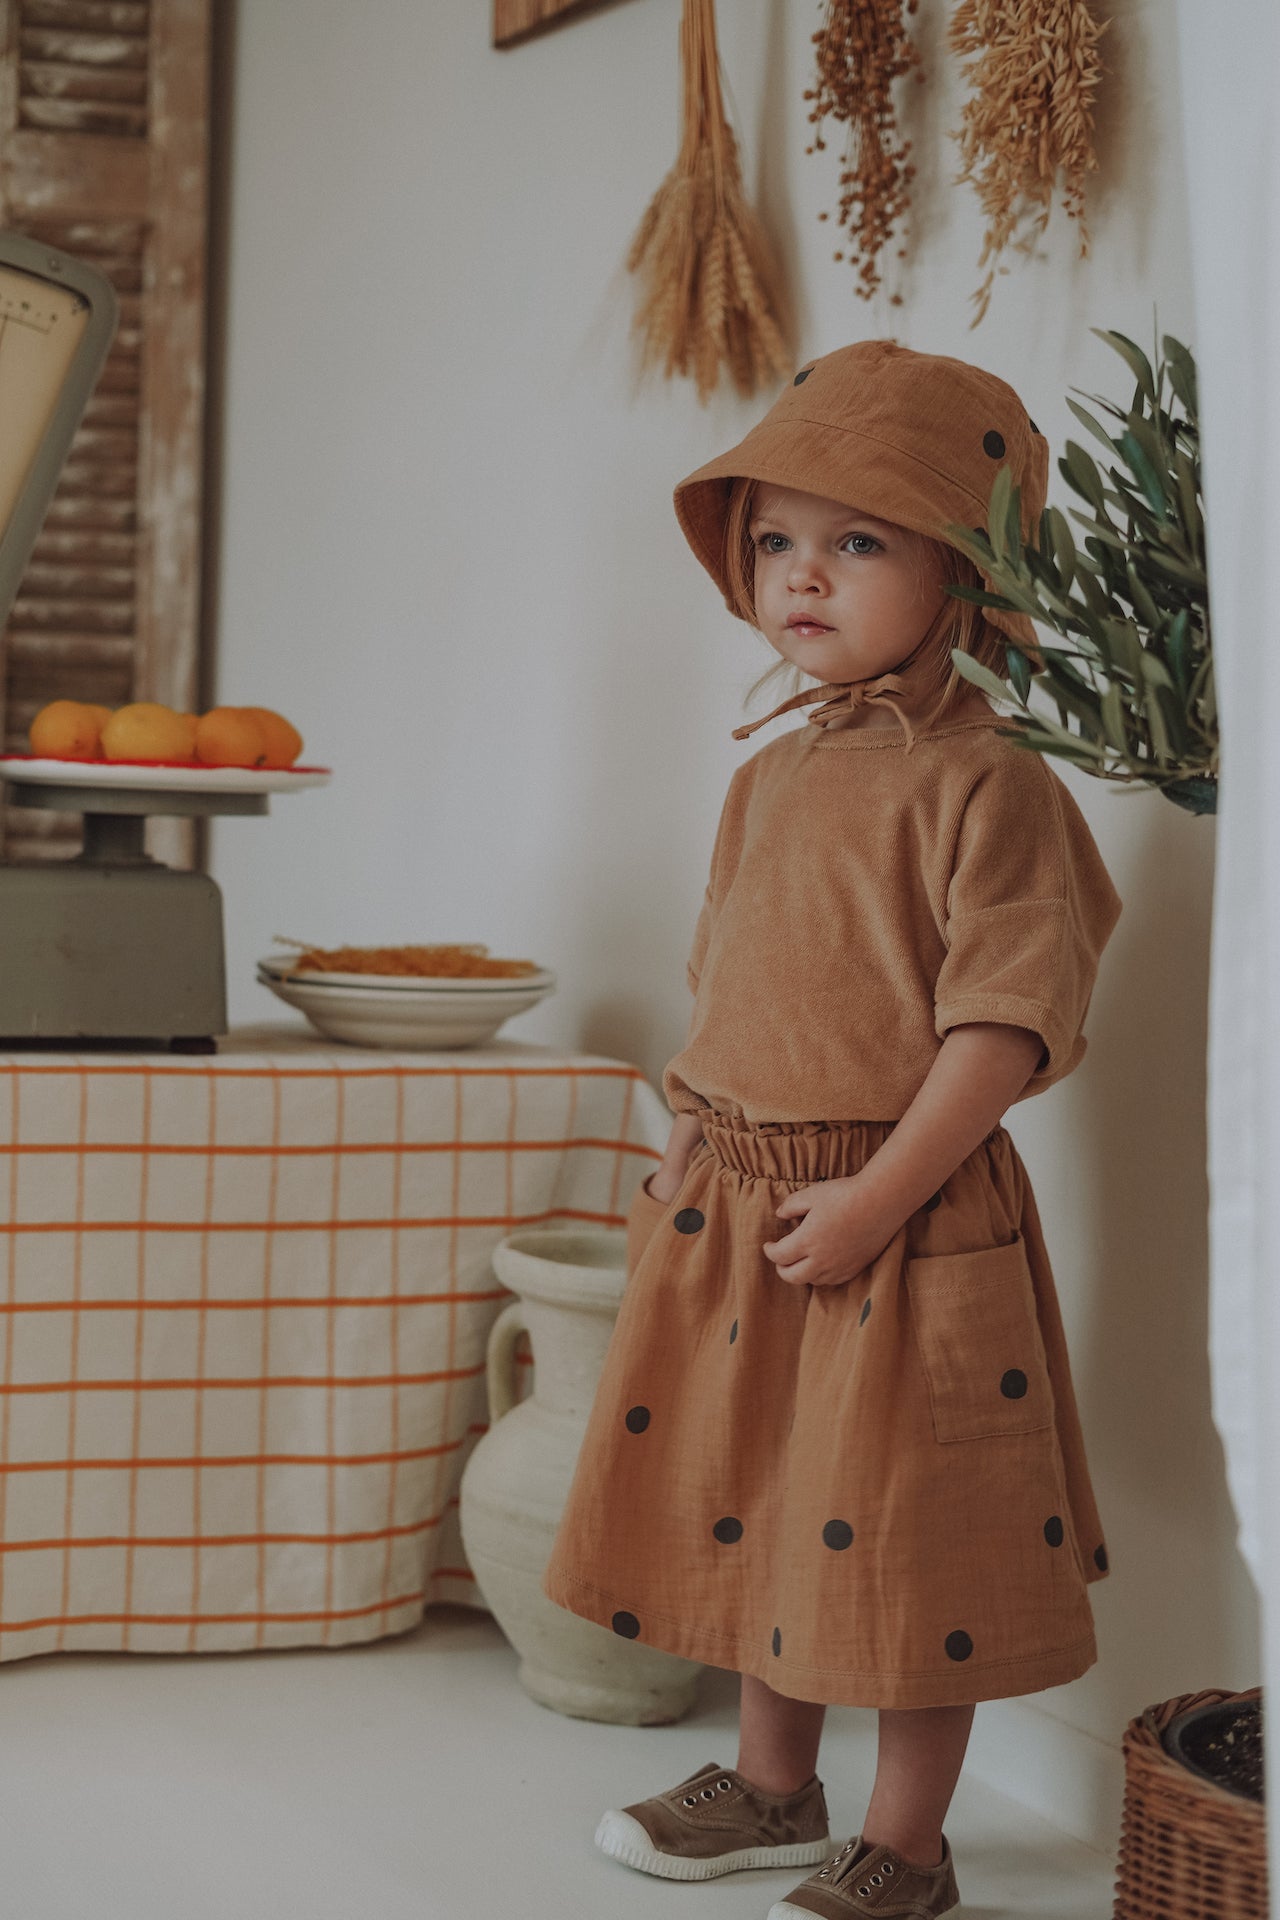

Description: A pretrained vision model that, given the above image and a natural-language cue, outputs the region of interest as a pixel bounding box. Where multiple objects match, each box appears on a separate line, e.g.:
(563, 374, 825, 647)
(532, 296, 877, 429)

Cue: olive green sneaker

(594, 1759, 833, 1881)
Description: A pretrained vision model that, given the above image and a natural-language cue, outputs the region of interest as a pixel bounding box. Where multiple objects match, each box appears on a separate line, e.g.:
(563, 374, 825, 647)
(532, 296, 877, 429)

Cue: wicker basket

(1113, 1687, 1267, 1918)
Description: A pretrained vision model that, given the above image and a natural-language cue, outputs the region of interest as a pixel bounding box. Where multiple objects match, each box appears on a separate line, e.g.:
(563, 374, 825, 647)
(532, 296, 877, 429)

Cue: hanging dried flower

(803, 0, 924, 303)
(949, 0, 1108, 326)
(627, 0, 793, 403)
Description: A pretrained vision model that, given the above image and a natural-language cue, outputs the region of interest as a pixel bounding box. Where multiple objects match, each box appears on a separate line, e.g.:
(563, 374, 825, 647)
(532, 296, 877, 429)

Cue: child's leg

(861, 1703, 976, 1867)
(738, 1672, 827, 1793)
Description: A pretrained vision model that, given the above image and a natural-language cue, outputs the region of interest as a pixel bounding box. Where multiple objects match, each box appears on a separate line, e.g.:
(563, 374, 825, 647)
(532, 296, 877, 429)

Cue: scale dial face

(0, 264, 90, 535)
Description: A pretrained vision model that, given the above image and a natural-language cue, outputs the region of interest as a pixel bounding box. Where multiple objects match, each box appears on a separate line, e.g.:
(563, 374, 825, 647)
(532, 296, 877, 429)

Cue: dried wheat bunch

(949, 0, 1107, 326)
(627, 0, 792, 402)
(804, 0, 924, 302)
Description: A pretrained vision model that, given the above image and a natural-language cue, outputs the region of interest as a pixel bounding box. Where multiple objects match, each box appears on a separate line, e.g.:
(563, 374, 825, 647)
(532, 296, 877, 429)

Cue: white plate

(0, 756, 331, 795)
(257, 969, 555, 1049)
(257, 956, 555, 995)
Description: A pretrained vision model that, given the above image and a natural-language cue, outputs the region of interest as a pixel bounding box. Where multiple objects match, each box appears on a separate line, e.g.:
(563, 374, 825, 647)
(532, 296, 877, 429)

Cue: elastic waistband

(698, 1111, 1006, 1183)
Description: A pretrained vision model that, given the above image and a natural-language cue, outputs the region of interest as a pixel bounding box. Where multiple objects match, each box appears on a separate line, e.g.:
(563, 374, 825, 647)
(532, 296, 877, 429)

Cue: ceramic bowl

(256, 964, 555, 1049)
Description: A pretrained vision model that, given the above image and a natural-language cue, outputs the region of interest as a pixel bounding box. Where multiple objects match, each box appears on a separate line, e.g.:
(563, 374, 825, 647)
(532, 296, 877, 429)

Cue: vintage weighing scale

(0, 231, 329, 1047)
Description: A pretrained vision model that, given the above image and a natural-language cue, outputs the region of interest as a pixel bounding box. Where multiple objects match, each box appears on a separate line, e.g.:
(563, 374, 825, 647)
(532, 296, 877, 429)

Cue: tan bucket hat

(673, 338, 1049, 671)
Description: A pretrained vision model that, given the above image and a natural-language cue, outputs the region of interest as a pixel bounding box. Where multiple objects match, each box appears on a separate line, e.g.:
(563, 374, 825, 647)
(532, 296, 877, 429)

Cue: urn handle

(486, 1300, 530, 1424)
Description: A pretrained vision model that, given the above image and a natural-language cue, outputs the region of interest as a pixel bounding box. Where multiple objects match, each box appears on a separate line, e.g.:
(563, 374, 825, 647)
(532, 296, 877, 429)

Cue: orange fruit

(100, 702, 194, 763)
(235, 706, 303, 768)
(29, 700, 104, 761)
(173, 712, 200, 758)
(195, 707, 268, 768)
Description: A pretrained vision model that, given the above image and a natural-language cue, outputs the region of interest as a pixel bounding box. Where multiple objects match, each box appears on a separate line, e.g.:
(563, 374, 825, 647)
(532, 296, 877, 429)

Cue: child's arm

(647, 1111, 707, 1205)
(761, 1022, 1044, 1289)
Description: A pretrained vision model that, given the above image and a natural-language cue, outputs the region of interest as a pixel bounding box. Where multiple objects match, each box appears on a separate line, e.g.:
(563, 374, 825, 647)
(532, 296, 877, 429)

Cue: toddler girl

(542, 339, 1123, 1920)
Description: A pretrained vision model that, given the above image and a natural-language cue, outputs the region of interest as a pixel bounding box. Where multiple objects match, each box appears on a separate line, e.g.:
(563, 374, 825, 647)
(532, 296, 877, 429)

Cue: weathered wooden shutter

(0, 0, 211, 865)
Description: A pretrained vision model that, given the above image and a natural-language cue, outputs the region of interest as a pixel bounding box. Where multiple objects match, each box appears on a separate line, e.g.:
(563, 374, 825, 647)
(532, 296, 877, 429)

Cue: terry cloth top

(662, 712, 1124, 1124)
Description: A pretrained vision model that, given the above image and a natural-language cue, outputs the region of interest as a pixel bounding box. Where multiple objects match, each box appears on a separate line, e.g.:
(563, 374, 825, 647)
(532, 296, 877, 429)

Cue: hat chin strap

(731, 615, 942, 749)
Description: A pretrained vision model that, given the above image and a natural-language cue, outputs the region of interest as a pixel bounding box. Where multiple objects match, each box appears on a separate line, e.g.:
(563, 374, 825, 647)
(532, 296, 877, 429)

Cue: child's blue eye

(752, 531, 881, 556)
(842, 533, 881, 555)
(754, 532, 790, 554)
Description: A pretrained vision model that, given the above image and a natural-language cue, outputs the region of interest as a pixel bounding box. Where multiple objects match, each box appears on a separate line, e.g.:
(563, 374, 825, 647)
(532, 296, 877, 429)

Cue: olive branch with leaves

(944, 329, 1216, 815)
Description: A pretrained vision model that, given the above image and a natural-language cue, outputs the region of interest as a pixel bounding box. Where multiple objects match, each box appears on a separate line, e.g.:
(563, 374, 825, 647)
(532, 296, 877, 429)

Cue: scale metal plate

(0, 232, 328, 1048)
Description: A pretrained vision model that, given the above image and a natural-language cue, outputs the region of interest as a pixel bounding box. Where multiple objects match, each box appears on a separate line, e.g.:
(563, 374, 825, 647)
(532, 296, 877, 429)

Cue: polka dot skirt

(542, 1113, 1109, 1710)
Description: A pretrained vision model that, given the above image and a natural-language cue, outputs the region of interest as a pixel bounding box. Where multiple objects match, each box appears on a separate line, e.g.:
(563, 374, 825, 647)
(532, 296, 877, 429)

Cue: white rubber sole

(594, 1809, 833, 1881)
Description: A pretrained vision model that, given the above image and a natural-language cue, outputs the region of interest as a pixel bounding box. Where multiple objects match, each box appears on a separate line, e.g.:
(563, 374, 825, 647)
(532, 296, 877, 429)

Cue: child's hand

(761, 1179, 895, 1289)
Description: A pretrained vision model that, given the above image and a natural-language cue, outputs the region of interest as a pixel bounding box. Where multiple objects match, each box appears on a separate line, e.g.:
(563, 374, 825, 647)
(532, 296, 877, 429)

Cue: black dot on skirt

(624, 1405, 650, 1434)
(771, 1627, 782, 1656)
(923, 1190, 942, 1212)
(1094, 1544, 1109, 1572)
(1044, 1515, 1065, 1548)
(612, 1611, 641, 1638)
(945, 1629, 974, 1662)
(674, 1208, 705, 1234)
(729, 1318, 739, 1344)
(794, 366, 814, 385)
(713, 1516, 744, 1544)
(823, 1520, 854, 1551)
(1000, 1368, 1028, 1399)
(859, 1297, 872, 1326)
(983, 429, 1006, 458)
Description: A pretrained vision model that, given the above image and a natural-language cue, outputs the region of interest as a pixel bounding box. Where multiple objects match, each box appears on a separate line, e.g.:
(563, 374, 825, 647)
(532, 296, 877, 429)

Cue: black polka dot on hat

(794, 366, 814, 385)
(729, 1318, 739, 1344)
(624, 1405, 650, 1434)
(771, 1627, 782, 1656)
(859, 1297, 872, 1326)
(1029, 419, 1041, 435)
(823, 1520, 854, 1551)
(983, 430, 1006, 458)
(674, 1208, 704, 1234)
(612, 1611, 640, 1638)
(713, 1516, 744, 1544)
(923, 1191, 942, 1213)
(1044, 1515, 1065, 1548)
(945, 1629, 973, 1662)
(1000, 1368, 1028, 1399)
(1094, 1544, 1109, 1572)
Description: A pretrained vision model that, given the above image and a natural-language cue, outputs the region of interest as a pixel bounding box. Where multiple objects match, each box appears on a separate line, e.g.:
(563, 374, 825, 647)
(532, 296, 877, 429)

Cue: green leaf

(1100, 682, 1131, 757)
(1162, 334, 1198, 415)
(944, 582, 1021, 612)
(1094, 328, 1157, 401)
(987, 463, 1014, 559)
(1065, 396, 1122, 459)
(1061, 441, 1108, 513)
(1005, 643, 1033, 701)
(1116, 431, 1167, 513)
(949, 648, 1018, 705)
(1166, 608, 1191, 695)
(1125, 563, 1161, 630)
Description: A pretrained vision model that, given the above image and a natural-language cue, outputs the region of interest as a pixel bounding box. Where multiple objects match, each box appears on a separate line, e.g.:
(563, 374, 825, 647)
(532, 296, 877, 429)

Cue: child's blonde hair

(722, 475, 1008, 735)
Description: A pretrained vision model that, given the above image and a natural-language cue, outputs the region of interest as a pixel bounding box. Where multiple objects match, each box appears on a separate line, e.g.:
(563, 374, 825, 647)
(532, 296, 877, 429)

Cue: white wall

(208, 0, 1259, 1851)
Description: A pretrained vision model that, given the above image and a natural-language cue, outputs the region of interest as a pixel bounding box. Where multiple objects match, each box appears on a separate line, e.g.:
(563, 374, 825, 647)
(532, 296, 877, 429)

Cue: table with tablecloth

(0, 1023, 670, 1661)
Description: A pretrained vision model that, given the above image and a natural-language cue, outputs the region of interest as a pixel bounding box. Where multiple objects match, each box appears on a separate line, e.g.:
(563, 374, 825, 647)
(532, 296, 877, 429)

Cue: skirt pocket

(625, 1172, 670, 1273)
(905, 1231, 1055, 1443)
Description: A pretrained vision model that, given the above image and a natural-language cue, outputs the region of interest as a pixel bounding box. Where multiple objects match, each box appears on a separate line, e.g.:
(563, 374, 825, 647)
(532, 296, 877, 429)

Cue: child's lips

(787, 618, 834, 635)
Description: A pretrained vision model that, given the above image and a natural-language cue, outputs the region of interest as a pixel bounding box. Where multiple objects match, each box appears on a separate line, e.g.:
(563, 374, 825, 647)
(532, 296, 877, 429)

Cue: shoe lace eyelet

(870, 1873, 882, 1885)
(883, 1862, 894, 1875)
(717, 1779, 731, 1791)
(682, 1795, 697, 1807)
(701, 1787, 716, 1800)
(857, 1885, 871, 1897)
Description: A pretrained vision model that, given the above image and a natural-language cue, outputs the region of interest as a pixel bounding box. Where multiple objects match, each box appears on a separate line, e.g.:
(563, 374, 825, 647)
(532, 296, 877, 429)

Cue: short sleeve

(933, 754, 1123, 1096)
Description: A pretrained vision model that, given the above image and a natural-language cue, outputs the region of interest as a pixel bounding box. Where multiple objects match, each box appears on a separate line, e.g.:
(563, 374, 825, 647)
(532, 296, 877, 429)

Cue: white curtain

(1175, 0, 1279, 1875)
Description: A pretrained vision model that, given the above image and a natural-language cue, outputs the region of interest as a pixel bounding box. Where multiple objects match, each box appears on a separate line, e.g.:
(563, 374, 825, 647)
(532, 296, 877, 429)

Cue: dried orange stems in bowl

(269, 940, 541, 983)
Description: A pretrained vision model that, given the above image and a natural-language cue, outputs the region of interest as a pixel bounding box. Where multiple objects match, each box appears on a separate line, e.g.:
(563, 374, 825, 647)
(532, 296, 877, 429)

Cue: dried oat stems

(950, 0, 1107, 325)
(804, 0, 924, 303)
(627, 0, 792, 402)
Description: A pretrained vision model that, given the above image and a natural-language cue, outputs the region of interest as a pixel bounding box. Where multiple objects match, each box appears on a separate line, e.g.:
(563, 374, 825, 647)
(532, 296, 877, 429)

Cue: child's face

(750, 485, 948, 703)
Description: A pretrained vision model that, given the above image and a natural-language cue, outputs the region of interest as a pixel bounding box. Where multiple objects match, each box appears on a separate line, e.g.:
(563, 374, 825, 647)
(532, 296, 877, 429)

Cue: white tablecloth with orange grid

(0, 1022, 669, 1661)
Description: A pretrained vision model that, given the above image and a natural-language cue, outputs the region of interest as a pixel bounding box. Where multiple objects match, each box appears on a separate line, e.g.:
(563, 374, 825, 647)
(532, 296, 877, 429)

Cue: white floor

(0, 1605, 1117, 1920)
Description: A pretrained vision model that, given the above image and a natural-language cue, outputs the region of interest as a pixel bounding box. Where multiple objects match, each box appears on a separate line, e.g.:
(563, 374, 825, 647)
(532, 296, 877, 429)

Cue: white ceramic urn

(459, 1226, 702, 1725)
